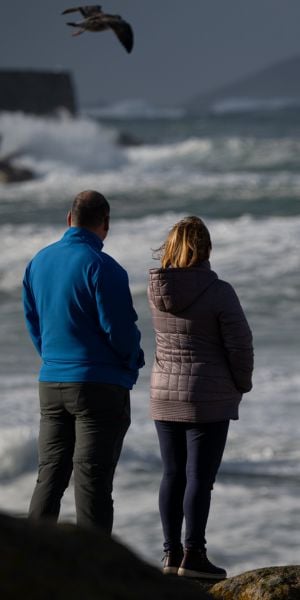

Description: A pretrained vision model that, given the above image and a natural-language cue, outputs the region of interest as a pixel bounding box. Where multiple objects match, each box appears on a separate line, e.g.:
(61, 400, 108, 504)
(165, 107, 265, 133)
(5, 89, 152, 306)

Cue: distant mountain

(189, 55, 300, 112)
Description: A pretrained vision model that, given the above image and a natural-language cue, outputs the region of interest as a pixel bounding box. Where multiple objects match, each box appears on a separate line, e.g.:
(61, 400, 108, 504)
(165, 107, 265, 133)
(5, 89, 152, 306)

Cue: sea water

(0, 101, 299, 575)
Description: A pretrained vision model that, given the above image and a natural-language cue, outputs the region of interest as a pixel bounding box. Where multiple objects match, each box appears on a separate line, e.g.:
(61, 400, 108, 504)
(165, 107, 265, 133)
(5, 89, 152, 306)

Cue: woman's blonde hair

(158, 216, 212, 269)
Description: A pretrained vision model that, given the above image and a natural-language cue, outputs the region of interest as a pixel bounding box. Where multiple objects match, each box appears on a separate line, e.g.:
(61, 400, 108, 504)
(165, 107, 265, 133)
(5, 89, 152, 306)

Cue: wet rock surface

(0, 160, 34, 183)
(209, 565, 300, 600)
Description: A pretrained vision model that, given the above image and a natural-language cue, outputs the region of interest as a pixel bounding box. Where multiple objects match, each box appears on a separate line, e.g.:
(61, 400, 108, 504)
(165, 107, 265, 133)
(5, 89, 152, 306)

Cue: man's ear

(67, 211, 72, 227)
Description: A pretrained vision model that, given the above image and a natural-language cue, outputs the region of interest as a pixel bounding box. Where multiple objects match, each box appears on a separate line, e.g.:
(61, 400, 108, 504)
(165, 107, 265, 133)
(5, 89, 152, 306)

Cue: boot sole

(163, 566, 179, 575)
(178, 567, 226, 579)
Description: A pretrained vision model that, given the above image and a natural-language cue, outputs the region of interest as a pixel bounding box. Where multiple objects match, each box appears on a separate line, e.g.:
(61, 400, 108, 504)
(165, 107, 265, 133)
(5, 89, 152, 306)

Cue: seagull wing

(62, 5, 102, 17)
(109, 19, 134, 53)
(79, 5, 103, 17)
(62, 7, 82, 15)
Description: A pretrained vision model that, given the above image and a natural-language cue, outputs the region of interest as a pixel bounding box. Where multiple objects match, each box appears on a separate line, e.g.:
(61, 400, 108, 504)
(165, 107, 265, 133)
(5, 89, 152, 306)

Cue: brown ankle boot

(178, 548, 227, 579)
(162, 547, 184, 575)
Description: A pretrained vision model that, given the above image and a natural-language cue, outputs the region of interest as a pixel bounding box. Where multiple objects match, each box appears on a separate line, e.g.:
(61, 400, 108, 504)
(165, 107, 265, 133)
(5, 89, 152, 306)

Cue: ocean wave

(0, 367, 298, 487)
(2, 162, 300, 223)
(2, 112, 300, 186)
(0, 224, 61, 293)
(0, 111, 123, 173)
(220, 460, 300, 481)
(0, 427, 37, 481)
(1, 215, 299, 318)
(120, 443, 300, 481)
(0, 426, 298, 484)
(126, 135, 300, 172)
(211, 96, 300, 114)
(82, 99, 186, 120)
(2, 112, 300, 217)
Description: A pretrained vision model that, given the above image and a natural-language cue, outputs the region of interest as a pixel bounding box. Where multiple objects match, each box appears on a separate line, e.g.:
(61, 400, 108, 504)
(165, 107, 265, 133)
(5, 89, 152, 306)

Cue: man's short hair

(71, 190, 110, 228)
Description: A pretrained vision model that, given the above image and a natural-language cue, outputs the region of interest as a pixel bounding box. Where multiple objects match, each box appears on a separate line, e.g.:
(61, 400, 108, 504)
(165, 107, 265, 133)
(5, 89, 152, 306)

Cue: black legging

(155, 420, 229, 551)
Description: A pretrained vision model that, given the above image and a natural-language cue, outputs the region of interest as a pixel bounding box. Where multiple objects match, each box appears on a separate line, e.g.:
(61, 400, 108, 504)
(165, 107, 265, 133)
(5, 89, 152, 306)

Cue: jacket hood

(148, 260, 218, 313)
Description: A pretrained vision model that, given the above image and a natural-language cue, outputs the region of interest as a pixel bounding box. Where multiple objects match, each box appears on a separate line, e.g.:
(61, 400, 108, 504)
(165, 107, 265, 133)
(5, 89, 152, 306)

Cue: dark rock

(0, 512, 209, 600)
(0, 69, 77, 116)
(0, 160, 34, 184)
(1, 512, 298, 599)
(117, 132, 143, 146)
(210, 565, 300, 600)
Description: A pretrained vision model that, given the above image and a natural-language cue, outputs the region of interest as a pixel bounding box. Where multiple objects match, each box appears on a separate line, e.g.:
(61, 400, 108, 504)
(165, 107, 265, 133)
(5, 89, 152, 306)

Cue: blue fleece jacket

(23, 227, 144, 388)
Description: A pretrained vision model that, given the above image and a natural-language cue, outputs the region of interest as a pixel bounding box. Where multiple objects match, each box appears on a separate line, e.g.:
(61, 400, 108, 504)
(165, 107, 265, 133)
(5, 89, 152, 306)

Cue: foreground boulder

(0, 513, 209, 600)
(210, 565, 300, 600)
(1, 513, 298, 599)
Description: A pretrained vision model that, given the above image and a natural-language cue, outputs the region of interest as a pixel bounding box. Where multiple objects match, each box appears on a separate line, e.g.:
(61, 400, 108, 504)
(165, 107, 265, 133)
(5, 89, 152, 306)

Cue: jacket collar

(62, 227, 104, 251)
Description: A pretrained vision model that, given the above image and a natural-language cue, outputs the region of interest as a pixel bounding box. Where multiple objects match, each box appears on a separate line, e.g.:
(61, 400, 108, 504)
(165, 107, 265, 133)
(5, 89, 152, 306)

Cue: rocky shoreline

(0, 512, 298, 599)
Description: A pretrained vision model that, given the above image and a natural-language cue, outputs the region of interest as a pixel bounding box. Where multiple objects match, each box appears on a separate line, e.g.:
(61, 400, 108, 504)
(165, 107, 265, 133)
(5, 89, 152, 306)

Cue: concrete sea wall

(0, 69, 77, 115)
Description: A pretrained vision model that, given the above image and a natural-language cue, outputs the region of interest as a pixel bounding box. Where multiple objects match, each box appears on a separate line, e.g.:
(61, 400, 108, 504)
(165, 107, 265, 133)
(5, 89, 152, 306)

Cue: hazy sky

(1, 0, 300, 106)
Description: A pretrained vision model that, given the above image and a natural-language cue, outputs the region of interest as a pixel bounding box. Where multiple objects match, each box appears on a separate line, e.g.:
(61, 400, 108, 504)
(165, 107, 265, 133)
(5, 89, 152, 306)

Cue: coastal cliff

(0, 512, 298, 599)
(0, 69, 77, 116)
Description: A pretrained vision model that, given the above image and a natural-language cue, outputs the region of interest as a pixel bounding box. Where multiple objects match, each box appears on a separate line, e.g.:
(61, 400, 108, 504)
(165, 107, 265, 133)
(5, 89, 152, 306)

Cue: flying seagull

(61, 5, 134, 53)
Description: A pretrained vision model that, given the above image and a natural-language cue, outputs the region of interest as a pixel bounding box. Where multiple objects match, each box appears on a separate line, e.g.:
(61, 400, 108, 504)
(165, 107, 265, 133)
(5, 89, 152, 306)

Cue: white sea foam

(0, 360, 299, 484)
(2, 112, 300, 206)
(0, 427, 37, 480)
(0, 111, 123, 173)
(0, 224, 62, 293)
(1, 215, 299, 302)
(126, 135, 300, 175)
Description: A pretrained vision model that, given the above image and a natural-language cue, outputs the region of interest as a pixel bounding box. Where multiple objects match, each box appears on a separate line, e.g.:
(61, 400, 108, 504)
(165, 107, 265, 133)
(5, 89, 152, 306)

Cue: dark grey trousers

(29, 382, 130, 534)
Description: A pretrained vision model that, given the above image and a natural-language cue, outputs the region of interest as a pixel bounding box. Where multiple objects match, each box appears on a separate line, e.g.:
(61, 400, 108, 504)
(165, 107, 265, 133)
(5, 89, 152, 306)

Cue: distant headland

(0, 69, 77, 116)
(189, 54, 300, 112)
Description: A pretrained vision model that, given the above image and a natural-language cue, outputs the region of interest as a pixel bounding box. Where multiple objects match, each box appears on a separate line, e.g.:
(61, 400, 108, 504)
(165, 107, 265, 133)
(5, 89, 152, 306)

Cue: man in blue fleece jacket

(23, 190, 144, 533)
